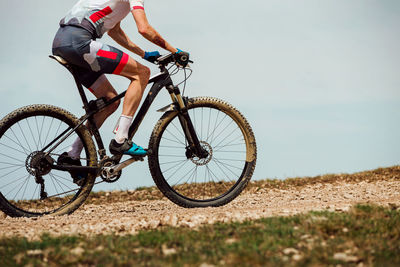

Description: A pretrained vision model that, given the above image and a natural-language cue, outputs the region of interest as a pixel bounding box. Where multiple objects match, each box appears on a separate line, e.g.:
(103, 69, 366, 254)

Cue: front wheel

(148, 97, 257, 208)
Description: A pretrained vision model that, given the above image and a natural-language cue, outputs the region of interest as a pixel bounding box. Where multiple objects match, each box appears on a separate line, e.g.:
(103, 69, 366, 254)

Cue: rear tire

(0, 105, 97, 217)
(148, 97, 257, 208)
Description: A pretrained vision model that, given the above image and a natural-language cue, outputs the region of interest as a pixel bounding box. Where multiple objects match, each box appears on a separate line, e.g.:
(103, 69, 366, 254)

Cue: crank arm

(112, 156, 144, 173)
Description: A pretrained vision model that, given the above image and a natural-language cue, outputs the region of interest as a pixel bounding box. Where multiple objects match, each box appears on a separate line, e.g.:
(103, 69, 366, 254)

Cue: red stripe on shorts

(133, 6, 144, 10)
(90, 6, 112, 23)
(113, 53, 129, 75)
(97, 49, 118, 60)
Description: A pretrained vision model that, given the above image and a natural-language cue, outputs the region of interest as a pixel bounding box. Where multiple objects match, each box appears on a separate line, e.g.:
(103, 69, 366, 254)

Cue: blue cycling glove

(174, 48, 190, 67)
(143, 51, 161, 63)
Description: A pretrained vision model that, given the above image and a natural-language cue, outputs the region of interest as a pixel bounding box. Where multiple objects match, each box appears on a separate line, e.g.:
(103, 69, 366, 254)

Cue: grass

(1, 204, 400, 266)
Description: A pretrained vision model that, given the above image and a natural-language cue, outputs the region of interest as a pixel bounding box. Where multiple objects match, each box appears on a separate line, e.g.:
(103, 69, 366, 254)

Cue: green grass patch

(1, 205, 400, 266)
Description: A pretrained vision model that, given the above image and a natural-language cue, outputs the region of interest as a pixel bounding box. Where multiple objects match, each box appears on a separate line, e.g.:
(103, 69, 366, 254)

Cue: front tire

(148, 97, 257, 208)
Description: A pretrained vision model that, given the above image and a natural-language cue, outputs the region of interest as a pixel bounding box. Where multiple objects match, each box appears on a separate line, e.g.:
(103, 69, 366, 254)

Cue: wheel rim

(0, 114, 90, 215)
(156, 105, 248, 202)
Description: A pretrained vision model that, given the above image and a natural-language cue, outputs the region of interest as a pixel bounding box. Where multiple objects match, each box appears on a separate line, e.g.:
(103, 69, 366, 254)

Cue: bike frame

(46, 56, 204, 173)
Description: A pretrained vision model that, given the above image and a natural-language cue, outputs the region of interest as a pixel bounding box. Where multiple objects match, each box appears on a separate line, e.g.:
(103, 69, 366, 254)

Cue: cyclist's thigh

(86, 74, 118, 99)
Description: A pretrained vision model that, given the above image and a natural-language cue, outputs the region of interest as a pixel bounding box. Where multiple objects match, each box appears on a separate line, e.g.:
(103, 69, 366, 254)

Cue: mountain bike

(0, 53, 257, 217)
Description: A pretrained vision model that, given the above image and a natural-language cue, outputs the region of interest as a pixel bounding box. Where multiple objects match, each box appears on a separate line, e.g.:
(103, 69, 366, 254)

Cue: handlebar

(156, 53, 193, 68)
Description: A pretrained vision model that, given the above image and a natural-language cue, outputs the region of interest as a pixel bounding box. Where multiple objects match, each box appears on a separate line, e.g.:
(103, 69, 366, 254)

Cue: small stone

(161, 244, 177, 256)
(26, 249, 43, 256)
(225, 238, 237, 244)
(283, 248, 299, 255)
(333, 252, 359, 262)
(70, 247, 85, 257)
(292, 254, 303, 261)
(342, 227, 349, 233)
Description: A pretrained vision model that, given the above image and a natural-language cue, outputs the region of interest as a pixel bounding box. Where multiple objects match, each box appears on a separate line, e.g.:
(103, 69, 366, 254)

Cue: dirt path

(1, 175, 399, 240)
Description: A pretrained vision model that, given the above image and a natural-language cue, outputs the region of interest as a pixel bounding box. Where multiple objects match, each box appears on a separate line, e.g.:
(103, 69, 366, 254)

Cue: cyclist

(52, 0, 189, 184)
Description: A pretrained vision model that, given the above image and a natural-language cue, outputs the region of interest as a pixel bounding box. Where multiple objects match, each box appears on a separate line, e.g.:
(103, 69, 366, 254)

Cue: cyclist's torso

(60, 0, 145, 38)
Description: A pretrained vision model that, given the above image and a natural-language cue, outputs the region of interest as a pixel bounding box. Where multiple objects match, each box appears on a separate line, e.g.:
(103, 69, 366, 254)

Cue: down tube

(128, 77, 172, 139)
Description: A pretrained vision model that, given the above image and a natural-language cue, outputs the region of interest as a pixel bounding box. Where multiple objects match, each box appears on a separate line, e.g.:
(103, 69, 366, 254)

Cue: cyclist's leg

(116, 57, 150, 117)
(87, 74, 120, 128)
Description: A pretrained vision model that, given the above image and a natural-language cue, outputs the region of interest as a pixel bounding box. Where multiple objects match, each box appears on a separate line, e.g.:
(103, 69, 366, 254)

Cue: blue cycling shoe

(109, 139, 147, 157)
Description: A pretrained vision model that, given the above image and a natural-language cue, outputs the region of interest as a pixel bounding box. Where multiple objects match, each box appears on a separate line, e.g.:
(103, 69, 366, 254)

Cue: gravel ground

(1, 170, 399, 240)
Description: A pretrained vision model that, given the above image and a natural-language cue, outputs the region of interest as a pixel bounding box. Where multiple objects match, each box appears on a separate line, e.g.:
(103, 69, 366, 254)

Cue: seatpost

(68, 67, 91, 112)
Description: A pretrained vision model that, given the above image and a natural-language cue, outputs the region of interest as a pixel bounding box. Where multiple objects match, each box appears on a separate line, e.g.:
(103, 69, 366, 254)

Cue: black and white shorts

(52, 25, 129, 90)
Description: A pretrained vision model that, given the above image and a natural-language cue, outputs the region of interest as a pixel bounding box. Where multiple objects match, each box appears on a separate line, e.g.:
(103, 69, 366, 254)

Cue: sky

(0, 0, 399, 191)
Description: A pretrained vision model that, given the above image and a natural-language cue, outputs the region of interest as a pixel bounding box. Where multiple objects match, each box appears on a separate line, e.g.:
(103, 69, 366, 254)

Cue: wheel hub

(25, 151, 53, 176)
(190, 141, 213, 166)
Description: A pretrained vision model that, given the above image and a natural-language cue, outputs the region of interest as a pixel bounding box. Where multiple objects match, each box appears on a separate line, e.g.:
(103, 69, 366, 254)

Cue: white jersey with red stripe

(60, 0, 144, 38)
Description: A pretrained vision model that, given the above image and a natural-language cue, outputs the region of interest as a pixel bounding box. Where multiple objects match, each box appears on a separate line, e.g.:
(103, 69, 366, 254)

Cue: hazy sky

(0, 0, 399, 190)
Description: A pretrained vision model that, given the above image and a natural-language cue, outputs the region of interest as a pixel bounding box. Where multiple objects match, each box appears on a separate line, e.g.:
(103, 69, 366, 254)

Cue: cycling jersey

(60, 0, 145, 38)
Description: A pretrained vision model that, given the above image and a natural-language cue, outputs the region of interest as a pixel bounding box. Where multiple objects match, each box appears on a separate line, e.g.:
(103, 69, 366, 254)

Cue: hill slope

(0, 166, 399, 240)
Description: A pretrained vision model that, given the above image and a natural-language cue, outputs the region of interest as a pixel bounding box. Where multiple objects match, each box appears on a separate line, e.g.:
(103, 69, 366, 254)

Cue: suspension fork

(167, 86, 208, 158)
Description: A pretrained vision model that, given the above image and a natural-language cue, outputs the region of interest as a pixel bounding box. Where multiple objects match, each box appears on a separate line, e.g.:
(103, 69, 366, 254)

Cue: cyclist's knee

(139, 66, 150, 81)
(104, 93, 120, 113)
(110, 98, 120, 112)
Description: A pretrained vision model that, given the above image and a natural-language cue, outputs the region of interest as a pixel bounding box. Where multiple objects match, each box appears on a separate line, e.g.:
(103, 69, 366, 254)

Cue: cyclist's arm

(131, 9, 178, 54)
(108, 22, 145, 58)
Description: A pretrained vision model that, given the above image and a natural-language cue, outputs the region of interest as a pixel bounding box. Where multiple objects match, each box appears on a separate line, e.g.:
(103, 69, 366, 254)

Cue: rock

(225, 238, 237, 244)
(333, 252, 359, 262)
(70, 247, 85, 257)
(292, 254, 303, 261)
(283, 248, 299, 255)
(161, 244, 177, 256)
(26, 249, 43, 256)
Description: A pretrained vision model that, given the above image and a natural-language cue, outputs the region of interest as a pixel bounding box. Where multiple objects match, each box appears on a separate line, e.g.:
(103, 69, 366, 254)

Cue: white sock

(115, 115, 133, 144)
(67, 137, 84, 160)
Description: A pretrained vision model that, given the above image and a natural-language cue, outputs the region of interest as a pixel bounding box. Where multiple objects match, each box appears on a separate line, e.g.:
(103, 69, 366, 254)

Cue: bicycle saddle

(49, 55, 70, 68)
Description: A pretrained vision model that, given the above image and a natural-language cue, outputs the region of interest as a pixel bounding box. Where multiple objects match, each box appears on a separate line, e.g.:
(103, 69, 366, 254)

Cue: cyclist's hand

(143, 51, 161, 64)
(174, 48, 190, 67)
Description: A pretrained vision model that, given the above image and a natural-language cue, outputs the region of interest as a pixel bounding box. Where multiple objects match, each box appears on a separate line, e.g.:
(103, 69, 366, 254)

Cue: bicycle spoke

(163, 159, 188, 175)
(3, 174, 30, 198)
(212, 124, 240, 148)
(0, 152, 26, 164)
(170, 120, 185, 139)
(160, 159, 188, 166)
(164, 128, 185, 146)
(171, 164, 196, 186)
(12, 175, 30, 200)
(9, 129, 31, 155)
(43, 117, 55, 147)
(25, 118, 39, 150)
(0, 165, 25, 180)
(0, 174, 29, 191)
(211, 160, 235, 183)
(166, 160, 189, 182)
(18, 122, 33, 152)
(0, 142, 27, 156)
(214, 157, 243, 174)
(210, 120, 234, 146)
(161, 136, 185, 146)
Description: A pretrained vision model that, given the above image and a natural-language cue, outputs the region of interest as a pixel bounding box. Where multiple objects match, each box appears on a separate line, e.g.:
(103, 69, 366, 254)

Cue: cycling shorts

(52, 25, 129, 89)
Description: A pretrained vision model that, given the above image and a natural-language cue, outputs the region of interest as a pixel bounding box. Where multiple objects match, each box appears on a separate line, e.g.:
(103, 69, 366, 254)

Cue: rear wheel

(148, 97, 257, 207)
(0, 105, 97, 217)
